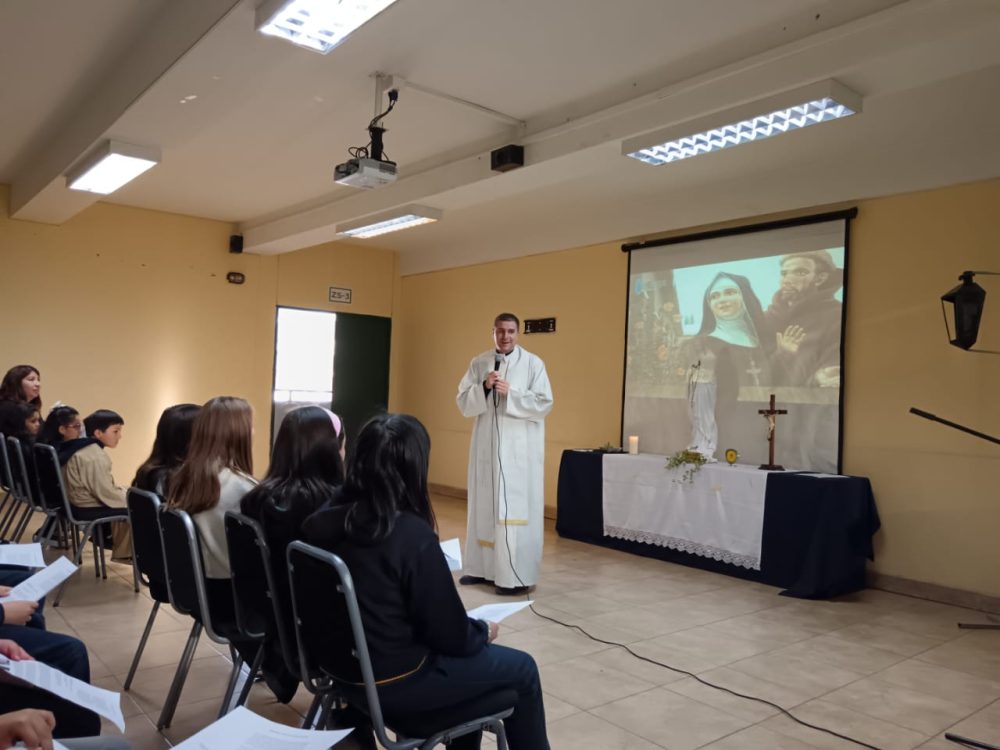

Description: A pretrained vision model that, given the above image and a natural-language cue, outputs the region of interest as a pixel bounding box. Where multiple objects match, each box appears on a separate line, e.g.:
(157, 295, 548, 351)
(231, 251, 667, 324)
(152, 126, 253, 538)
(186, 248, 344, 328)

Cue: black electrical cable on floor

(489, 379, 880, 750)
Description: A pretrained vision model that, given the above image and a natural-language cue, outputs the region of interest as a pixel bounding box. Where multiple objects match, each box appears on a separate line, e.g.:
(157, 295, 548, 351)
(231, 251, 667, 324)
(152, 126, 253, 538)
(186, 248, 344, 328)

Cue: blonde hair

(167, 396, 253, 514)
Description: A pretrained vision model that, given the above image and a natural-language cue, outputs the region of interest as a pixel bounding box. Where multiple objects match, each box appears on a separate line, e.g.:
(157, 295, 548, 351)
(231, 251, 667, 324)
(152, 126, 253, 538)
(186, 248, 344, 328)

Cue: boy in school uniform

(60, 410, 131, 561)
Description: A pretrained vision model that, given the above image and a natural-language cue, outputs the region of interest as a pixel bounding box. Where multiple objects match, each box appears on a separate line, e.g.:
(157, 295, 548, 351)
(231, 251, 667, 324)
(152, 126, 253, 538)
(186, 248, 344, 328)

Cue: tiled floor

(39, 496, 1000, 749)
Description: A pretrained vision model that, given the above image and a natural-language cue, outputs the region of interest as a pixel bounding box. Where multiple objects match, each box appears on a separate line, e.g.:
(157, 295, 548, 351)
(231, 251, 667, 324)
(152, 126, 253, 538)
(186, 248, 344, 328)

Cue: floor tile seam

(777, 634, 911, 673)
(804, 693, 939, 740)
(822, 626, 949, 655)
(723, 655, 864, 702)
(858, 671, 998, 714)
(912, 652, 1000, 681)
(579, 686, 681, 747)
(110, 651, 237, 681)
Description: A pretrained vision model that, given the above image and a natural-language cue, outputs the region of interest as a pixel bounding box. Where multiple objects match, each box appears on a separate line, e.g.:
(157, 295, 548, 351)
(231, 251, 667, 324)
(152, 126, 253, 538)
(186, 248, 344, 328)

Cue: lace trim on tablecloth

(603, 524, 761, 570)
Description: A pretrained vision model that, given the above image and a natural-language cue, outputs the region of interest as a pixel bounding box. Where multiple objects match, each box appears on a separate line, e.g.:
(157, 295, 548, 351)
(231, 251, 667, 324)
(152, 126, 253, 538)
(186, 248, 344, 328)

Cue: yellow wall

(843, 180, 1000, 597)
(4, 178, 999, 598)
(0, 185, 397, 483)
(397, 179, 1000, 598)
(397, 242, 627, 514)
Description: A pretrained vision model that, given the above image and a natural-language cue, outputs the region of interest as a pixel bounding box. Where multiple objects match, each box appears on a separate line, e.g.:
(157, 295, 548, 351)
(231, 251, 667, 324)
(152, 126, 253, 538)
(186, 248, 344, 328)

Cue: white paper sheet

(172, 705, 352, 749)
(0, 654, 125, 731)
(466, 600, 532, 623)
(0, 543, 46, 568)
(0, 556, 77, 602)
(440, 538, 462, 572)
(794, 472, 848, 479)
(53, 742, 70, 750)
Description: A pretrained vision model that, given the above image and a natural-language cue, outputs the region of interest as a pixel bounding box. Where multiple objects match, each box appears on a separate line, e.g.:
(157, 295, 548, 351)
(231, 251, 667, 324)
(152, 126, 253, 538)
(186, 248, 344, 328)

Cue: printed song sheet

(0, 556, 77, 601)
(440, 538, 462, 572)
(466, 601, 532, 623)
(0, 542, 46, 568)
(172, 706, 352, 749)
(0, 654, 125, 731)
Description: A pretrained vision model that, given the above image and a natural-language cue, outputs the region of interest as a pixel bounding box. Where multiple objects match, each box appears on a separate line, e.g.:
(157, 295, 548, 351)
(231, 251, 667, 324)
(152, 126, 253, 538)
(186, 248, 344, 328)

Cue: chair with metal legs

(5, 436, 43, 542)
(31, 443, 138, 606)
(0, 434, 26, 540)
(122, 488, 177, 690)
(287, 541, 516, 749)
(223, 511, 309, 716)
(156, 507, 262, 730)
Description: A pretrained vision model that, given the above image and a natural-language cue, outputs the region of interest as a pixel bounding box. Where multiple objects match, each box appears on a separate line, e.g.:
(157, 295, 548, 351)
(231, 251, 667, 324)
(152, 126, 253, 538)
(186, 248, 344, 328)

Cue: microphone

(493, 353, 502, 406)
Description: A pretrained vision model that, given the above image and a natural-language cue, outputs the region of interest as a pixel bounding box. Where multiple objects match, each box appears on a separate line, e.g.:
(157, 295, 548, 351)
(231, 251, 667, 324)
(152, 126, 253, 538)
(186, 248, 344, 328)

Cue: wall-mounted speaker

(490, 144, 524, 173)
(229, 234, 244, 254)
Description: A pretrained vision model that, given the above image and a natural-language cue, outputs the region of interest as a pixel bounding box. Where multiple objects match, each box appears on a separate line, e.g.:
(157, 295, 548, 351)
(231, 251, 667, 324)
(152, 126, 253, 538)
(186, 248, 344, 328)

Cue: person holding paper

(0, 637, 99, 739)
(303, 414, 550, 750)
(457, 313, 553, 595)
(0, 708, 132, 749)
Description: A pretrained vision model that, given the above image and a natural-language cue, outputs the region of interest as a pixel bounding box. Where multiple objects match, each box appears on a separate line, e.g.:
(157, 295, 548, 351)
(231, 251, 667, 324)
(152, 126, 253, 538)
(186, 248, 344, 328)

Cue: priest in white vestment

(456, 313, 553, 594)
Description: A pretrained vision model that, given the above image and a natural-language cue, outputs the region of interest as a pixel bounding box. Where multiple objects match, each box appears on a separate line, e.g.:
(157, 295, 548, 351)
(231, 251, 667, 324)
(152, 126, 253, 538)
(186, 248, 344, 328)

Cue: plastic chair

(286, 540, 515, 749)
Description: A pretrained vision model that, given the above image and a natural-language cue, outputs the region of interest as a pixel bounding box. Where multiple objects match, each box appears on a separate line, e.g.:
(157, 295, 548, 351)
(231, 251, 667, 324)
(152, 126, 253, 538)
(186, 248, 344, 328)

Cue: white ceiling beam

(9, 0, 241, 224)
(241, 0, 999, 255)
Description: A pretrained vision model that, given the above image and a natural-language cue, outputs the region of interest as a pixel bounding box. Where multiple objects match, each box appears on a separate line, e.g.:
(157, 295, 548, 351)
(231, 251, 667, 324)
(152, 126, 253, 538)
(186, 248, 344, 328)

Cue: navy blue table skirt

(555, 450, 881, 598)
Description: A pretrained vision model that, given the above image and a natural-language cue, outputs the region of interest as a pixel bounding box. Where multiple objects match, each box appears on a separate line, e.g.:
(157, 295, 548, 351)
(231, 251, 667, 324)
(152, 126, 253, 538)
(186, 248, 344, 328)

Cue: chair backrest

(287, 540, 406, 750)
(223, 511, 274, 642)
(32, 443, 70, 516)
(7, 436, 37, 507)
(158, 506, 226, 642)
(127, 488, 169, 600)
(0, 433, 13, 494)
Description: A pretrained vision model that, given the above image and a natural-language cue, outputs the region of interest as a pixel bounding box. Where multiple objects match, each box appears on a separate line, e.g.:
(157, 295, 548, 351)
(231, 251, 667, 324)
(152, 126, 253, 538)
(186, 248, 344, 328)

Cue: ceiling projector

(334, 157, 397, 189)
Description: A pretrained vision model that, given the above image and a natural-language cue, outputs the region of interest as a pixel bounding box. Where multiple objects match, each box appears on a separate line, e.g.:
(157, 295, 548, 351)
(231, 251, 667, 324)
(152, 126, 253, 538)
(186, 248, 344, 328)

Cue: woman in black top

(302, 413, 549, 750)
(240, 405, 345, 703)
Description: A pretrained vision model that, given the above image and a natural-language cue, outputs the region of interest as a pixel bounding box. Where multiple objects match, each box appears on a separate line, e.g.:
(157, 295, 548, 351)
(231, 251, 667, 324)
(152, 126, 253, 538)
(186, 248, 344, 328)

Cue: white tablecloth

(602, 454, 769, 570)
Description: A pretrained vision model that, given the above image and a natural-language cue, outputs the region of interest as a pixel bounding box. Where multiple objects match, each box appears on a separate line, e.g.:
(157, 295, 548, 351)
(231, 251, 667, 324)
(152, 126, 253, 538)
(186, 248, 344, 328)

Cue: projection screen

(622, 213, 852, 473)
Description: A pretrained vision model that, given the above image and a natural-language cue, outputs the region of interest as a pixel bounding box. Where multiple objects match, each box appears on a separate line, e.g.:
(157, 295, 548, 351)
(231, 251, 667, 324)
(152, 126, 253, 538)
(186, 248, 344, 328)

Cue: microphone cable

(487, 355, 880, 750)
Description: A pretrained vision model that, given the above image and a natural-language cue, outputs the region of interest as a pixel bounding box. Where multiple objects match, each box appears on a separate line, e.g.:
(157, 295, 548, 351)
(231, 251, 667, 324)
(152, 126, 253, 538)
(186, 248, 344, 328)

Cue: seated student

(0, 365, 42, 436)
(131, 403, 201, 497)
(39, 405, 84, 446)
(0, 400, 42, 445)
(60, 410, 131, 561)
(167, 396, 257, 661)
(302, 414, 550, 750)
(239, 405, 345, 702)
(0, 709, 132, 750)
(0, 631, 100, 739)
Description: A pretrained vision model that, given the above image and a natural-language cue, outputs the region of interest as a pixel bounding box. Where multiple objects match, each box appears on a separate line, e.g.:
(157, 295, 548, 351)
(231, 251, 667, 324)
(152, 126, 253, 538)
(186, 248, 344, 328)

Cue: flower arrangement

(666, 449, 708, 483)
(598, 442, 625, 453)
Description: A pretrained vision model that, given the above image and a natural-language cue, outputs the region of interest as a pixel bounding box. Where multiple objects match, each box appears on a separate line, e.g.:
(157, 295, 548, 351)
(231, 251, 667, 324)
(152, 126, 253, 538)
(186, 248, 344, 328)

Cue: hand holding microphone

(487, 353, 509, 404)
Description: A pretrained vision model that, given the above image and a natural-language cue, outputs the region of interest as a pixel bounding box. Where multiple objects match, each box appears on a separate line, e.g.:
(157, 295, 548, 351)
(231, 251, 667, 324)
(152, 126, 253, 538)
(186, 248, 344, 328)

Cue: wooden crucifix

(758, 393, 787, 471)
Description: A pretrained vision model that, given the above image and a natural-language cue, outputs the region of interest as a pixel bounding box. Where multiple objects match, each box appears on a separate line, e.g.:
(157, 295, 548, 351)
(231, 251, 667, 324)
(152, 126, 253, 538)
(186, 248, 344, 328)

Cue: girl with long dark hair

(38, 406, 83, 447)
(0, 366, 42, 439)
(303, 413, 549, 750)
(132, 404, 201, 496)
(239, 405, 345, 702)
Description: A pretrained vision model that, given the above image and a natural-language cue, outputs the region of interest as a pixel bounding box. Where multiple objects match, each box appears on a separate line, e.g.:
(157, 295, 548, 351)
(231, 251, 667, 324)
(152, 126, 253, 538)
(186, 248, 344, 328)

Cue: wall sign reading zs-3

(328, 287, 352, 304)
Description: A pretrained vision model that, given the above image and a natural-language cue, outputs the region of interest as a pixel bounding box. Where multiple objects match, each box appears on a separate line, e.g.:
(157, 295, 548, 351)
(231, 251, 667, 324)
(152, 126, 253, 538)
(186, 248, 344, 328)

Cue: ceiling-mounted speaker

(229, 234, 244, 254)
(491, 144, 524, 173)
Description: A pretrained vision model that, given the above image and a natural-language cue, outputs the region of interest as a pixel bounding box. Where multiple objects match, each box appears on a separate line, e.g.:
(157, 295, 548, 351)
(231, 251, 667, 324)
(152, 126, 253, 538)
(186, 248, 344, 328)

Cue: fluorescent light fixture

(66, 140, 160, 194)
(255, 0, 399, 55)
(623, 80, 861, 166)
(337, 205, 442, 239)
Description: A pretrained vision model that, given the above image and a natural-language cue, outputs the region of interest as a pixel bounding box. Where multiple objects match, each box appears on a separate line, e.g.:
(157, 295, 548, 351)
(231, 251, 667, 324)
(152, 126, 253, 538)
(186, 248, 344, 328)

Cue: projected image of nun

(687, 272, 774, 462)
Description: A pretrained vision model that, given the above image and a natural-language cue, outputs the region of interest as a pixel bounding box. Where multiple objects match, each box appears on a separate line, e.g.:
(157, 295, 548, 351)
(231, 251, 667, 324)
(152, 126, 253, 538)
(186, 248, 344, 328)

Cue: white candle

(628, 435, 639, 455)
